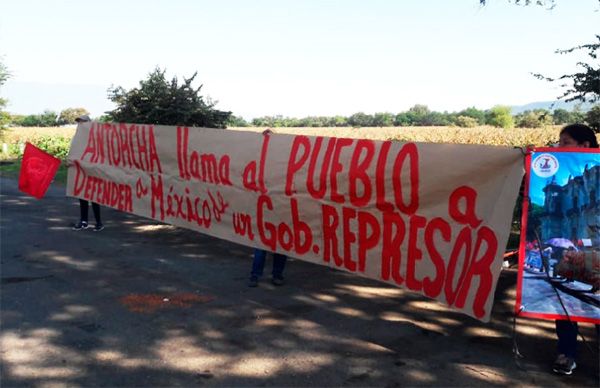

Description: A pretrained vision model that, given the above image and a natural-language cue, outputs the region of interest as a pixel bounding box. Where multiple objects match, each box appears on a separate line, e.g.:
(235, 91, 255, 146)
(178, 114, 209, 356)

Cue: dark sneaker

(248, 276, 259, 287)
(271, 277, 284, 286)
(72, 221, 89, 230)
(93, 224, 105, 232)
(552, 354, 576, 375)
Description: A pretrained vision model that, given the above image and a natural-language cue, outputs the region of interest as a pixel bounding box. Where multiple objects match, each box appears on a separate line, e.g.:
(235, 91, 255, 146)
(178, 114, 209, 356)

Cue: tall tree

(107, 67, 231, 128)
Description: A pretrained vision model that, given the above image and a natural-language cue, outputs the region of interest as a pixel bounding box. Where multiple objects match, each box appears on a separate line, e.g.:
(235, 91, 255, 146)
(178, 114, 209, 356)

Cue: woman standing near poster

(552, 123, 599, 375)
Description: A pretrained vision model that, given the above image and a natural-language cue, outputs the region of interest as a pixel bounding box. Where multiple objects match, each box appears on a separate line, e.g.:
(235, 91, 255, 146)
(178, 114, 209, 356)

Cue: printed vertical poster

(517, 147, 600, 323)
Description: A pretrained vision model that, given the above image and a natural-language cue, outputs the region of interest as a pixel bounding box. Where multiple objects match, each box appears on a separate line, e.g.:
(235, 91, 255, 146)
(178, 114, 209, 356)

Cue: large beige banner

(67, 122, 524, 321)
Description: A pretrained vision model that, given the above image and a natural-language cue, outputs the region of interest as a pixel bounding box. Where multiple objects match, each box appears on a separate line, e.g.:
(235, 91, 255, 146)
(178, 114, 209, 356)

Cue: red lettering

(322, 204, 343, 267)
(290, 198, 312, 255)
(120, 124, 133, 168)
(278, 223, 293, 251)
(136, 125, 149, 171)
(349, 139, 375, 207)
(342, 207, 357, 271)
(243, 161, 258, 192)
(73, 161, 85, 196)
(286, 136, 311, 196)
(423, 217, 450, 298)
(406, 215, 427, 291)
(148, 126, 162, 173)
(177, 127, 186, 179)
(307, 137, 336, 199)
(128, 125, 140, 170)
(330, 138, 353, 203)
(357, 211, 380, 273)
(95, 125, 105, 164)
(257, 195, 276, 251)
(444, 227, 472, 306)
(257, 133, 269, 194)
(381, 211, 406, 285)
(150, 174, 164, 220)
(110, 125, 121, 166)
(392, 143, 419, 215)
(219, 156, 232, 185)
(201, 154, 219, 183)
(80, 125, 97, 162)
(449, 186, 482, 228)
(455, 226, 498, 319)
(190, 152, 200, 179)
(375, 141, 395, 212)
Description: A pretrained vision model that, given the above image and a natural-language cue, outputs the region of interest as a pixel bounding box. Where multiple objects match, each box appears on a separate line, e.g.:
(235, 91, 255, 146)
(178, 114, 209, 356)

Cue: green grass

(0, 159, 69, 185)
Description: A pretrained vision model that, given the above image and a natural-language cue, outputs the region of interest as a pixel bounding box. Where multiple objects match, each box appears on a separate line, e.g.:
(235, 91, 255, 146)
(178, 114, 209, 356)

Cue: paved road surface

(1, 177, 598, 387)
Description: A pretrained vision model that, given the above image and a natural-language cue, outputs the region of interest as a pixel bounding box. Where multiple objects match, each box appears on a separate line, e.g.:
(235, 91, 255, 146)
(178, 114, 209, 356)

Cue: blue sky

(1, 0, 599, 119)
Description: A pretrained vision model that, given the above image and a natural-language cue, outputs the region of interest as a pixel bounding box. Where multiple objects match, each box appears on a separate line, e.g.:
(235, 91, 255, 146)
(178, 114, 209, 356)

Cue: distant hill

(510, 100, 594, 114)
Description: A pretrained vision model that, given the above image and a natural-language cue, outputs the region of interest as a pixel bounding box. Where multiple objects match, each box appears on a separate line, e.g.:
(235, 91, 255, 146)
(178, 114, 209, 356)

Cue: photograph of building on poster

(519, 150, 600, 322)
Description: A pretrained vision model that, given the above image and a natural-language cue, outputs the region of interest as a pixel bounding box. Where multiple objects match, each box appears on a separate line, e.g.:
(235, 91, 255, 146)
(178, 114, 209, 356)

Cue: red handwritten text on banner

(67, 122, 523, 321)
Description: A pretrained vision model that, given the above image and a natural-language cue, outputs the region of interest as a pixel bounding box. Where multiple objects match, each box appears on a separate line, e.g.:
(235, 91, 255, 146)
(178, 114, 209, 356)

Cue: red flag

(18, 142, 61, 199)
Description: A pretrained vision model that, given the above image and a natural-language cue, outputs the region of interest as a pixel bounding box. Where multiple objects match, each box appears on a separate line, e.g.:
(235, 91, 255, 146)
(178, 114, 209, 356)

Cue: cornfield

(2, 124, 591, 155)
(228, 125, 566, 147)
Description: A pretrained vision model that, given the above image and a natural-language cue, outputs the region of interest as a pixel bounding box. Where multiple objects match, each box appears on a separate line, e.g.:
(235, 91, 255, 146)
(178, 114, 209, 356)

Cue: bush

(585, 105, 600, 132)
(58, 108, 90, 125)
(515, 109, 552, 128)
(455, 115, 479, 128)
(32, 136, 71, 159)
(226, 115, 249, 127)
(15, 111, 59, 127)
(486, 105, 514, 128)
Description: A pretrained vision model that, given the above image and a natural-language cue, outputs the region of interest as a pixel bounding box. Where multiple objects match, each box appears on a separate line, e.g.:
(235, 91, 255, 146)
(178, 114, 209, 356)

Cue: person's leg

(272, 254, 287, 279)
(73, 200, 90, 230)
(249, 249, 267, 286)
(553, 320, 578, 374)
(556, 320, 578, 359)
(91, 203, 103, 231)
(79, 199, 89, 223)
(91, 203, 101, 225)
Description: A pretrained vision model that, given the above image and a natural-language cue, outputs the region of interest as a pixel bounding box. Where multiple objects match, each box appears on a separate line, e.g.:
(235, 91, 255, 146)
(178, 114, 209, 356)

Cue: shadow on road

(1, 178, 598, 387)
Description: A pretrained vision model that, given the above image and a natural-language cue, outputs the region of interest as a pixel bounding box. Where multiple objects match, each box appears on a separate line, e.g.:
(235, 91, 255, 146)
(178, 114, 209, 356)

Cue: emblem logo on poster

(532, 153, 559, 177)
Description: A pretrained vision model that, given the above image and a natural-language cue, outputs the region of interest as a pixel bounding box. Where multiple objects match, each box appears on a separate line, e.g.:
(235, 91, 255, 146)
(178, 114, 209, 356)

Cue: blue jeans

(251, 249, 286, 279)
(556, 320, 578, 359)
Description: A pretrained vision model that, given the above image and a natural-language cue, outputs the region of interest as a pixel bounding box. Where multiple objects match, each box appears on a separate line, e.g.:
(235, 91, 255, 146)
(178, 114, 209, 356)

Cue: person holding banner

(248, 249, 287, 287)
(552, 123, 599, 375)
(71, 115, 104, 232)
(246, 128, 287, 287)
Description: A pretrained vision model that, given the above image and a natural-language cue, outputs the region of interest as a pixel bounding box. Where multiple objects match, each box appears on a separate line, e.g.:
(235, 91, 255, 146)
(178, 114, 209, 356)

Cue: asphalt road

(1, 177, 598, 387)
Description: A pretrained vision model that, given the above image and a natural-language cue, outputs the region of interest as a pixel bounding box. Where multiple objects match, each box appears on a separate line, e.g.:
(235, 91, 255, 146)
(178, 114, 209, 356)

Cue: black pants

(79, 199, 101, 224)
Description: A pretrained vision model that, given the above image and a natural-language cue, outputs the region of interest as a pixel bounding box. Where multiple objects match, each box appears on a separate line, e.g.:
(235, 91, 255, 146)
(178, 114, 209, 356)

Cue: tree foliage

(455, 115, 479, 128)
(586, 105, 600, 132)
(533, 36, 600, 104)
(16, 111, 59, 127)
(515, 109, 553, 128)
(486, 105, 514, 128)
(107, 67, 231, 128)
(480, 0, 557, 8)
(0, 58, 10, 129)
(480, 1, 600, 105)
(58, 107, 90, 125)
